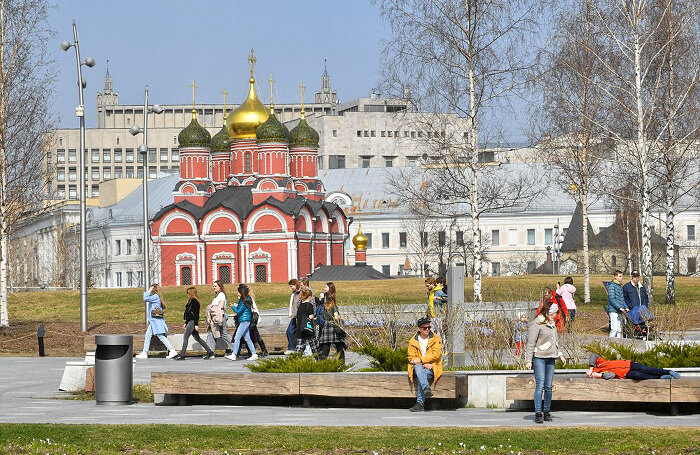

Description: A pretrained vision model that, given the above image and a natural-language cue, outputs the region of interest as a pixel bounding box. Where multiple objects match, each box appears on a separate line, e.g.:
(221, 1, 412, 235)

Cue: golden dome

(227, 77, 269, 140)
(352, 228, 368, 250)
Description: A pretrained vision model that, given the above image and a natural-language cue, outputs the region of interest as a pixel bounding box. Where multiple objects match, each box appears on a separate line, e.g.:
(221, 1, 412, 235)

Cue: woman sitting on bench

(586, 354, 680, 380)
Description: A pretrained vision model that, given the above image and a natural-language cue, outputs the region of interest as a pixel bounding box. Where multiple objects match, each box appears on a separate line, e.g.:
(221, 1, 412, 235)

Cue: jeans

(533, 357, 555, 413)
(142, 324, 173, 352)
(413, 364, 435, 404)
(626, 362, 672, 380)
(286, 318, 297, 351)
(232, 320, 256, 355)
(609, 312, 622, 338)
(180, 321, 213, 356)
(568, 309, 576, 322)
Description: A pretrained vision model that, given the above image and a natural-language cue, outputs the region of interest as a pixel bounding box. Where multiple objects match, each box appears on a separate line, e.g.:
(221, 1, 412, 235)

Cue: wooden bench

(506, 375, 700, 414)
(150, 371, 467, 407)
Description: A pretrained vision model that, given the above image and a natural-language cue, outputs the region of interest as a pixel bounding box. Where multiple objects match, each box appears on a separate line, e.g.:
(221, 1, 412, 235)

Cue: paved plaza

(0, 356, 698, 427)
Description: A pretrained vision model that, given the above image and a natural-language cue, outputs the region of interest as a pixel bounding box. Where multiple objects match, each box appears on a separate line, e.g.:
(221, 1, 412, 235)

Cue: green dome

(210, 124, 230, 152)
(178, 116, 211, 148)
(289, 118, 319, 148)
(256, 113, 290, 143)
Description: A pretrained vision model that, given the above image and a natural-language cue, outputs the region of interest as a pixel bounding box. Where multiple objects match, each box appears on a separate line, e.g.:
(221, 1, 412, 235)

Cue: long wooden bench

(506, 375, 700, 414)
(151, 371, 467, 407)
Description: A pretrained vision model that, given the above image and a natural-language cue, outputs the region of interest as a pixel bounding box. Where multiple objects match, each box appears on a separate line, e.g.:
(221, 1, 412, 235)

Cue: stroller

(622, 305, 657, 341)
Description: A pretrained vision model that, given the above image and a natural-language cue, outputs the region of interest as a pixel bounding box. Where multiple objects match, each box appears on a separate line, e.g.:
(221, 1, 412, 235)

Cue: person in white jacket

(285, 279, 301, 355)
(556, 276, 577, 323)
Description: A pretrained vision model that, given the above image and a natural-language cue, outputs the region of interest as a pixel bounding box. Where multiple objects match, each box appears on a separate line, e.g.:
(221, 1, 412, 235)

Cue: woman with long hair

(226, 283, 258, 361)
(525, 290, 567, 424)
(175, 287, 215, 360)
(136, 284, 177, 359)
(295, 288, 318, 355)
(247, 287, 268, 357)
(205, 280, 233, 354)
(317, 282, 345, 361)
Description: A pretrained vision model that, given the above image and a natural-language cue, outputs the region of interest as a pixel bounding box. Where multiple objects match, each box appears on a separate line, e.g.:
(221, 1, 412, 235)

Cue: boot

(258, 338, 268, 357)
(534, 412, 544, 424)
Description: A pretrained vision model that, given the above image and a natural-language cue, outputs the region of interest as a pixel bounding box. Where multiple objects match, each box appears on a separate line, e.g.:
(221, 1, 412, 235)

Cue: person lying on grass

(586, 354, 681, 380)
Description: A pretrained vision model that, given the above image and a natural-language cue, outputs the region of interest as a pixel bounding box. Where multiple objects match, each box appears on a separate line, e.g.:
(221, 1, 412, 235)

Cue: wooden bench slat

(506, 376, 671, 403)
(299, 372, 464, 399)
(151, 372, 299, 396)
(671, 379, 700, 402)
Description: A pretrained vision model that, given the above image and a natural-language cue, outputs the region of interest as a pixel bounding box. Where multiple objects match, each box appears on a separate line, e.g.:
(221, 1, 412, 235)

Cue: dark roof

(308, 265, 393, 281)
(561, 202, 596, 252)
(595, 215, 666, 247)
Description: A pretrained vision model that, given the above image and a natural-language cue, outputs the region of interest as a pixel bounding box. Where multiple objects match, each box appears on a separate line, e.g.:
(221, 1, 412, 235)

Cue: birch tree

(379, 0, 542, 302)
(0, 0, 54, 326)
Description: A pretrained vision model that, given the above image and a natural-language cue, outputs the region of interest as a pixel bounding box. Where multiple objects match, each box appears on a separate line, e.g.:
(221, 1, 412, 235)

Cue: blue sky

(49, 1, 527, 144)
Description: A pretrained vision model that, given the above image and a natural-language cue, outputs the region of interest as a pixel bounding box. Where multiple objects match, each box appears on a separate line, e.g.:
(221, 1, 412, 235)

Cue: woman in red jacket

(537, 287, 568, 333)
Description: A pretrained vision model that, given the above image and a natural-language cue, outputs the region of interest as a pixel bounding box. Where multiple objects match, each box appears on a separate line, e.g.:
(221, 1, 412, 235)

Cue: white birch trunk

(665, 188, 675, 304)
(468, 41, 482, 303)
(626, 212, 633, 273)
(581, 189, 591, 303)
(0, 0, 8, 327)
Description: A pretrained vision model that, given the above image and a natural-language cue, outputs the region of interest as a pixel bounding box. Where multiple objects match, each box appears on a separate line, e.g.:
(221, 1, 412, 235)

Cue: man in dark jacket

(623, 270, 649, 309)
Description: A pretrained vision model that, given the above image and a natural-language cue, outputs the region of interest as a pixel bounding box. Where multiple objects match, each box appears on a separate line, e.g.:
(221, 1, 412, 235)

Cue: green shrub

(584, 341, 700, 368)
(354, 341, 408, 371)
(246, 353, 351, 373)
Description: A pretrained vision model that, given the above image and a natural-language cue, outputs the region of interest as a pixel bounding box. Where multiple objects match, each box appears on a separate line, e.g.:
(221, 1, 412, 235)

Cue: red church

(151, 54, 349, 285)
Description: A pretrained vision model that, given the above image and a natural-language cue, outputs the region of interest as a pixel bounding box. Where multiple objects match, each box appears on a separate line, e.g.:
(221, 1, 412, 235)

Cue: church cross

(299, 80, 306, 118)
(221, 87, 228, 112)
(190, 78, 197, 111)
(269, 74, 275, 105)
(248, 48, 257, 79)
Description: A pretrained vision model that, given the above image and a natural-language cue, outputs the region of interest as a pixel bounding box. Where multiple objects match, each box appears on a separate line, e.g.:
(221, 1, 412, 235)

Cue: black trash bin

(95, 334, 133, 405)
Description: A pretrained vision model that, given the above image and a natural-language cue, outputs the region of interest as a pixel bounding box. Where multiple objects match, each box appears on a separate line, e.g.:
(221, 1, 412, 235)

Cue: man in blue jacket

(623, 270, 649, 309)
(605, 270, 629, 338)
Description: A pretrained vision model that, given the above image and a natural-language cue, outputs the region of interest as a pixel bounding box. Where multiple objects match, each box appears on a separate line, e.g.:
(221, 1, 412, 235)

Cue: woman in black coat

(175, 287, 215, 360)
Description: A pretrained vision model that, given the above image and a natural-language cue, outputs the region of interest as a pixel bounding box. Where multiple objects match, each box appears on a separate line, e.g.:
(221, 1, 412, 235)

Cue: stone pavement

(0, 357, 698, 427)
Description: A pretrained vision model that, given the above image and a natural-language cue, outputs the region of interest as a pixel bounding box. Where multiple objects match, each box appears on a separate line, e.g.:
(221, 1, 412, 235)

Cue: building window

(103, 167, 111, 179)
(438, 231, 446, 247)
(545, 228, 553, 245)
(126, 167, 134, 178)
(137, 271, 143, 287)
(68, 149, 76, 163)
(116, 136, 120, 145)
(407, 157, 417, 167)
(364, 130, 369, 137)
(149, 166, 157, 178)
(57, 185, 65, 198)
(492, 262, 501, 276)
(365, 233, 373, 249)
(527, 229, 535, 245)
(57, 169, 65, 181)
(382, 265, 391, 275)
(420, 231, 428, 247)
(114, 150, 122, 163)
(102, 149, 111, 163)
(411, 131, 416, 138)
(114, 167, 123, 178)
(68, 168, 77, 182)
(332, 129, 338, 137)
(137, 167, 144, 178)
(527, 261, 536, 273)
(126, 239, 132, 255)
(381, 131, 386, 137)
(126, 149, 134, 163)
(357, 130, 362, 137)
(219, 265, 231, 283)
(245, 153, 251, 173)
(382, 232, 390, 249)
(91, 167, 99, 180)
(91, 185, 99, 197)
(148, 148, 156, 163)
(688, 257, 697, 274)
(115, 240, 121, 255)
(361, 157, 371, 168)
(57, 149, 65, 163)
(385, 157, 394, 167)
(127, 271, 133, 287)
(116, 272, 122, 287)
(171, 148, 179, 161)
(136, 238, 143, 254)
(370, 130, 376, 137)
(399, 232, 407, 248)
(328, 155, 345, 169)
(688, 225, 696, 241)
(91, 149, 100, 163)
(317, 156, 324, 170)
(254, 264, 267, 283)
(160, 148, 168, 162)
(507, 229, 517, 246)
(457, 231, 464, 246)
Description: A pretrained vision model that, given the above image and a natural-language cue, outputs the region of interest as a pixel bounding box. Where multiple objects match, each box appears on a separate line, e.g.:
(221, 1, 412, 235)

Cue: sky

(49, 0, 528, 144)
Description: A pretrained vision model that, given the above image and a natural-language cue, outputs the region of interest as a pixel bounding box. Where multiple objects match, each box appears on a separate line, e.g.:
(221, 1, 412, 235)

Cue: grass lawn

(7, 275, 700, 324)
(0, 424, 698, 454)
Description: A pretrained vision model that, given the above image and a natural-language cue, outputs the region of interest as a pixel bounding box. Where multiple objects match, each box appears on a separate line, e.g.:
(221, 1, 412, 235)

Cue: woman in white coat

(205, 280, 234, 354)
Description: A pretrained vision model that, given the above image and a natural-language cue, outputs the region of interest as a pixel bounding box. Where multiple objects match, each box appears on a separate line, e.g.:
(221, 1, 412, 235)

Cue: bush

(246, 353, 351, 373)
(355, 341, 408, 371)
(585, 341, 700, 368)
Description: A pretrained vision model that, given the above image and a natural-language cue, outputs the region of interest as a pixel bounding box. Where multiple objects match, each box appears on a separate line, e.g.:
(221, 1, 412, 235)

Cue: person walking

(226, 283, 258, 361)
(526, 294, 567, 424)
(205, 280, 234, 354)
(174, 287, 215, 360)
(285, 279, 301, 355)
(316, 282, 346, 361)
(556, 276, 577, 323)
(136, 284, 178, 359)
(248, 289, 268, 357)
(295, 288, 318, 355)
(605, 270, 629, 338)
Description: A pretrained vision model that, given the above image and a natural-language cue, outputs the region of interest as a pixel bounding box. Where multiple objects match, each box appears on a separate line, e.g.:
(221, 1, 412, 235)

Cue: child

(514, 312, 528, 356)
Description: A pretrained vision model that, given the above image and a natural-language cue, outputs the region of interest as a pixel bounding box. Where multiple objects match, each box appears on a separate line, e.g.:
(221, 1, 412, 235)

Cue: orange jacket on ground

(407, 331, 443, 384)
(593, 358, 632, 378)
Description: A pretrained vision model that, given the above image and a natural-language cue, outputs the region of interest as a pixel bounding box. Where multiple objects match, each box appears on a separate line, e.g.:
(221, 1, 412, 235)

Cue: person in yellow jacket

(408, 317, 444, 412)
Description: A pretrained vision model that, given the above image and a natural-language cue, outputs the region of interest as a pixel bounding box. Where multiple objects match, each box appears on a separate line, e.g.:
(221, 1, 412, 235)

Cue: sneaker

(224, 354, 236, 361)
(669, 370, 681, 379)
(248, 354, 259, 361)
(423, 386, 433, 399)
(543, 412, 552, 421)
(284, 350, 294, 355)
(174, 355, 185, 361)
(660, 374, 672, 379)
(166, 349, 178, 359)
(534, 412, 544, 424)
(202, 353, 215, 360)
(261, 351, 269, 357)
(409, 402, 425, 412)
(135, 352, 148, 359)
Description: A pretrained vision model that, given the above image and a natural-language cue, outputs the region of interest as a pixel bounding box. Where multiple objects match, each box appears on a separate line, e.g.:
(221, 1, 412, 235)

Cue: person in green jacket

(605, 270, 629, 338)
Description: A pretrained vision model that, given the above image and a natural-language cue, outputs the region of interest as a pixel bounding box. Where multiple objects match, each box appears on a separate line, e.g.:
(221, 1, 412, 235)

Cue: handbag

(251, 311, 260, 326)
(301, 319, 314, 337)
(151, 307, 164, 318)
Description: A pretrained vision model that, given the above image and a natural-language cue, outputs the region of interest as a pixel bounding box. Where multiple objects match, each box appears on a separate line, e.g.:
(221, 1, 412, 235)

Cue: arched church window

(181, 266, 192, 285)
(255, 264, 267, 283)
(218, 265, 231, 284)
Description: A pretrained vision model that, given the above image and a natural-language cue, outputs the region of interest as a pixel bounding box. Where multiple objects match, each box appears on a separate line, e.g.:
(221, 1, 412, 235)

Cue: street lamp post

(61, 21, 95, 333)
(129, 87, 163, 312)
(553, 220, 565, 276)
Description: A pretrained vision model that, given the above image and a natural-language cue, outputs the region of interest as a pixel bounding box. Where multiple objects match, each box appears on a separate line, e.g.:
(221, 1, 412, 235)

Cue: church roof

(561, 202, 596, 252)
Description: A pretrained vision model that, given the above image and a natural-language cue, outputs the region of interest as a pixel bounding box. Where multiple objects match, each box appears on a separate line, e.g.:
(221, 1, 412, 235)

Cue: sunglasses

(418, 326, 431, 330)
